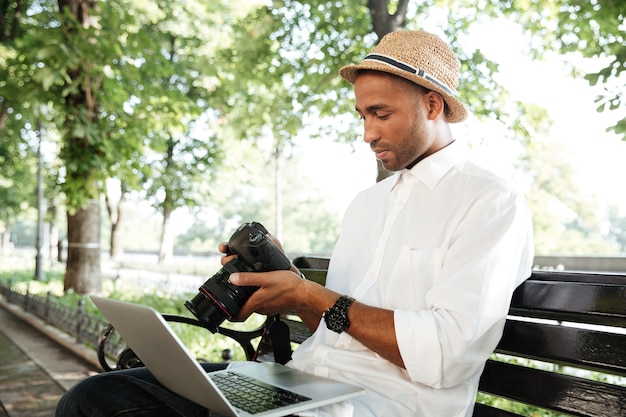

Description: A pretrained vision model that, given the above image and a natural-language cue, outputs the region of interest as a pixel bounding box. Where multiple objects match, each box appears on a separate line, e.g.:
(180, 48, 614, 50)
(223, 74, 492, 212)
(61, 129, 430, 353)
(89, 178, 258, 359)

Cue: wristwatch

(323, 295, 355, 333)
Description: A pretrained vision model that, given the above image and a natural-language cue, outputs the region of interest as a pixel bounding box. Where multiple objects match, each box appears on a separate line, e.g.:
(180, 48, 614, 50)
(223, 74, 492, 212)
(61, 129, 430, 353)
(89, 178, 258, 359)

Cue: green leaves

(535, 0, 625, 139)
(2, 0, 623, 261)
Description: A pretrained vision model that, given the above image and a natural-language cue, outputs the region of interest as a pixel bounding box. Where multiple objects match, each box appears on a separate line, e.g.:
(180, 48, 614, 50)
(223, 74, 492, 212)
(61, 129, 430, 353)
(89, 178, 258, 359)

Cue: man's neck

(405, 140, 455, 170)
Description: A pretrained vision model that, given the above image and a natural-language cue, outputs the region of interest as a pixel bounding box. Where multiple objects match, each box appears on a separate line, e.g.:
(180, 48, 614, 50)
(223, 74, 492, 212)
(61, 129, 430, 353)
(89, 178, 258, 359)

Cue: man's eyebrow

(355, 103, 392, 113)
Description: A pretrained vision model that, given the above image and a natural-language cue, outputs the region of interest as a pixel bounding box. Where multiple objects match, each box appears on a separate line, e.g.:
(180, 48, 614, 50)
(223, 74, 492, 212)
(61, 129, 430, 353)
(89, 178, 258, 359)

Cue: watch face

(324, 296, 353, 333)
(325, 309, 348, 333)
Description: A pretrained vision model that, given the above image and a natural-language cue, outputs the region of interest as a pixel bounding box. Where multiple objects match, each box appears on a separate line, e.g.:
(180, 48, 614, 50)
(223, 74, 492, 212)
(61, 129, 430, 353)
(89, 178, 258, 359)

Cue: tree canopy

(1, 0, 624, 292)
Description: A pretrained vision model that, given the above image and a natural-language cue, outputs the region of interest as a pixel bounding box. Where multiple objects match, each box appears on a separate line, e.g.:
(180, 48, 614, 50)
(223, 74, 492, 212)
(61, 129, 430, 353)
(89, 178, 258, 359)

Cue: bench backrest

(478, 270, 626, 417)
(263, 257, 626, 417)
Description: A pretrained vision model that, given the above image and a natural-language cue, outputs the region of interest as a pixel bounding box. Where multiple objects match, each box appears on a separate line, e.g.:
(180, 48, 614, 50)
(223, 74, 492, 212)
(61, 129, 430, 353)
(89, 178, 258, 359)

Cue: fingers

(219, 242, 237, 266)
(218, 242, 229, 254)
(228, 270, 302, 319)
(229, 311, 250, 322)
(228, 273, 257, 321)
(228, 270, 292, 287)
(227, 272, 252, 287)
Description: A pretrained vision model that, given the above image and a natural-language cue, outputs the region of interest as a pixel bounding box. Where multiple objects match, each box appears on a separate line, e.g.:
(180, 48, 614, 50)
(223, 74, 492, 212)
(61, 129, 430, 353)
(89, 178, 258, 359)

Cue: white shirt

(289, 141, 534, 417)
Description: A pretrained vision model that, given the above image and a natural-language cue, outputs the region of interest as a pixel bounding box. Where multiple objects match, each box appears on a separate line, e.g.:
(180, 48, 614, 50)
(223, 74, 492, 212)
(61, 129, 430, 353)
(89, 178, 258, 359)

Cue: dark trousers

(55, 363, 229, 417)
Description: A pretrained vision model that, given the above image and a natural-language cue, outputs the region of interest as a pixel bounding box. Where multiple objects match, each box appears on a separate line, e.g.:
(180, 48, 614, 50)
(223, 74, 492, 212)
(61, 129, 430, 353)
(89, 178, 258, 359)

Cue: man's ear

(425, 91, 446, 121)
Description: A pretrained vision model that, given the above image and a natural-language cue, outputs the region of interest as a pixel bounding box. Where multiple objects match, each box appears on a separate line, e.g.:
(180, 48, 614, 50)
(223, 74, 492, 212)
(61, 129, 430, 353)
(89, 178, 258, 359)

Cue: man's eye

(377, 113, 391, 120)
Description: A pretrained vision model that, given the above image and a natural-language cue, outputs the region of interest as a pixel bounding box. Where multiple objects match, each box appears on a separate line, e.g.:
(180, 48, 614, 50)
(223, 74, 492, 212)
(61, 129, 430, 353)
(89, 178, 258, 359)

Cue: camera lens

(184, 294, 226, 334)
(185, 257, 257, 333)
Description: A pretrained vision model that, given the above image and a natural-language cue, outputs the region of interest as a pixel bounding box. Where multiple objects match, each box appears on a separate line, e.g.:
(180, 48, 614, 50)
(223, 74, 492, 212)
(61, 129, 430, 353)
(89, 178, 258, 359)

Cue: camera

(184, 222, 291, 333)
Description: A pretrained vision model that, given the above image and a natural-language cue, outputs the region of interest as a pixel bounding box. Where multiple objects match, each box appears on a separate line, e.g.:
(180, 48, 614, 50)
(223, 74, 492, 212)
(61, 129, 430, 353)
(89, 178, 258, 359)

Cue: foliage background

(2, 0, 624, 266)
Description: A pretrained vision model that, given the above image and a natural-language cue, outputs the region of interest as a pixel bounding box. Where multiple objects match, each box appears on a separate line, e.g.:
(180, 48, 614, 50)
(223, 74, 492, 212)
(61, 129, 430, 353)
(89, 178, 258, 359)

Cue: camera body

(184, 222, 291, 333)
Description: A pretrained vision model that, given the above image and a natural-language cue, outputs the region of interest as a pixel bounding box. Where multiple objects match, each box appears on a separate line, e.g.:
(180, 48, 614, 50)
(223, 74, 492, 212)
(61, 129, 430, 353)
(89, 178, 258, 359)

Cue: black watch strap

(323, 295, 355, 333)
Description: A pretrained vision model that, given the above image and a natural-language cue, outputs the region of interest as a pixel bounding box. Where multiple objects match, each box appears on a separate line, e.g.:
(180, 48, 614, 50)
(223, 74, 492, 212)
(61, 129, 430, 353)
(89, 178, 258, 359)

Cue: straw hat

(339, 30, 468, 123)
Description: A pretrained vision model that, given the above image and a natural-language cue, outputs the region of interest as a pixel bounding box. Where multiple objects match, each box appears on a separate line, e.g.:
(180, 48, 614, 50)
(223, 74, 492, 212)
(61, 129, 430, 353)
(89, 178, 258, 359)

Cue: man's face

(354, 72, 435, 171)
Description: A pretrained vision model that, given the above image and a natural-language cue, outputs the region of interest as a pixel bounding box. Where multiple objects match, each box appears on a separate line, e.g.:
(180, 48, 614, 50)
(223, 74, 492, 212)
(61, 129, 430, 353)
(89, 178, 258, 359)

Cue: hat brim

(339, 62, 468, 123)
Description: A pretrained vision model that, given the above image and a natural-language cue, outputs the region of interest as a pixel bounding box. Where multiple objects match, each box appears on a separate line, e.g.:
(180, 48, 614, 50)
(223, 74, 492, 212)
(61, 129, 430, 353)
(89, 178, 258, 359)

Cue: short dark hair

(356, 69, 451, 117)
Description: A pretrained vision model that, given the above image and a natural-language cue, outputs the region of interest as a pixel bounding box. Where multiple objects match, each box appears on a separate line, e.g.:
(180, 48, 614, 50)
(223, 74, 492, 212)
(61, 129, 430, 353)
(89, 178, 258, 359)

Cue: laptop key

(210, 372, 311, 414)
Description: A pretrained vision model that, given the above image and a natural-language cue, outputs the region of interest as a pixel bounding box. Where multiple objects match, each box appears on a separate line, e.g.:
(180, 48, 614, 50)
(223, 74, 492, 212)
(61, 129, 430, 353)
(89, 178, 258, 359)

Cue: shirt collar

(391, 140, 465, 191)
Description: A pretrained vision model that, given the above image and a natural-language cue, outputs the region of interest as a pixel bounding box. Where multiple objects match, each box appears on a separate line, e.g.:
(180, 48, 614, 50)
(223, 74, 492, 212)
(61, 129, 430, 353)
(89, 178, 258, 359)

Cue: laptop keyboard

(210, 371, 311, 414)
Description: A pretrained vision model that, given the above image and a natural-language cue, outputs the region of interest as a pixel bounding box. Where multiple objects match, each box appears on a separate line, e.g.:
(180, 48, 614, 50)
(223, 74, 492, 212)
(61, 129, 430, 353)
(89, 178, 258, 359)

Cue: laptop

(91, 296, 364, 417)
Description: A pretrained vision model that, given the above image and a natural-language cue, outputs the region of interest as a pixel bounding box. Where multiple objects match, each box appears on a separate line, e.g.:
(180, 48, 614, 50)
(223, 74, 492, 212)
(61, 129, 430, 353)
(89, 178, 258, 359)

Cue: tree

(0, 116, 37, 252)
(1, 0, 168, 291)
(104, 179, 127, 260)
(54, 0, 106, 292)
(537, 0, 625, 139)
(119, 0, 246, 263)
(175, 137, 342, 255)
(148, 133, 221, 263)
(1, 0, 230, 288)
(2, 0, 623, 293)
(0, 0, 49, 255)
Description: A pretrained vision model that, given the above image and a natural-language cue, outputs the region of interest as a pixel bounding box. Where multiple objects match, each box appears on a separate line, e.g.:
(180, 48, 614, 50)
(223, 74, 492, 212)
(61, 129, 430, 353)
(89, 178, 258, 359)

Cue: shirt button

(338, 343, 346, 349)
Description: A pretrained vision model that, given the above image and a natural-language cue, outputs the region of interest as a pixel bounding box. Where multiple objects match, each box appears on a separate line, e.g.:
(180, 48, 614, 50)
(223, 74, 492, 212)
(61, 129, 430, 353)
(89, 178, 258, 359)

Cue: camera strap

(268, 315, 292, 365)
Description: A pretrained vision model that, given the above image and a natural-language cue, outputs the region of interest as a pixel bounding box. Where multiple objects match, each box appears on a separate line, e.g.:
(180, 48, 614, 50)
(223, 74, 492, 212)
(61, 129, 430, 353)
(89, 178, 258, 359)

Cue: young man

(57, 30, 533, 417)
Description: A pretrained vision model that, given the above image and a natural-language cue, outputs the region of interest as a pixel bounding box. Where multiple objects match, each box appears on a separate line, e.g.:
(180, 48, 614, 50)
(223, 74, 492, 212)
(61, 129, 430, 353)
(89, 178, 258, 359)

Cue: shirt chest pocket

(384, 246, 443, 309)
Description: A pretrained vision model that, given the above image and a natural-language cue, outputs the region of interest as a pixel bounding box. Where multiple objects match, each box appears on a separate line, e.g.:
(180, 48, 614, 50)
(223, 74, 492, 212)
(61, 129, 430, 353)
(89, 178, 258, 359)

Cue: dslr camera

(185, 222, 291, 333)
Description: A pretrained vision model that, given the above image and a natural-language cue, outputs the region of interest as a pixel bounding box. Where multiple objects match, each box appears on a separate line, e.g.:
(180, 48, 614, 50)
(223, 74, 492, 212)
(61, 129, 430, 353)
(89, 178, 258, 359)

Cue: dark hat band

(363, 53, 455, 97)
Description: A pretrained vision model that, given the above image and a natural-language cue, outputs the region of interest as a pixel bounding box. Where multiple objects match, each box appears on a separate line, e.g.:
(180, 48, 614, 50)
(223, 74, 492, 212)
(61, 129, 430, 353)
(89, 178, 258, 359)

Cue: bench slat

(530, 271, 626, 285)
(478, 360, 626, 417)
(510, 279, 626, 327)
(293, 256, 330, 270)
(300, 269, 327, 286)
(497, 319, 626, 376)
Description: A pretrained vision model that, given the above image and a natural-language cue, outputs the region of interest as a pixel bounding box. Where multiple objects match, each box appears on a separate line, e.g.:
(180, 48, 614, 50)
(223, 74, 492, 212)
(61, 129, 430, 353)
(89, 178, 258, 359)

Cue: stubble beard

(380, 122, 423, 172)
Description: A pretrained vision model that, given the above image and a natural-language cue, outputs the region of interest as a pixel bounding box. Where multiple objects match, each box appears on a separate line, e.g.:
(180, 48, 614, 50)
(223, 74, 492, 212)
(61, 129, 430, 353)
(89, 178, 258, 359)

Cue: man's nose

(363, 119, 379, 144)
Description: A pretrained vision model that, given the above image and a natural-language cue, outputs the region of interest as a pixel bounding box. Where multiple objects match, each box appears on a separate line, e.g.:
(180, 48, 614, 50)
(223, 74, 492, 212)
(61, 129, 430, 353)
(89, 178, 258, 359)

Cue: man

(56, 30, 533, 417)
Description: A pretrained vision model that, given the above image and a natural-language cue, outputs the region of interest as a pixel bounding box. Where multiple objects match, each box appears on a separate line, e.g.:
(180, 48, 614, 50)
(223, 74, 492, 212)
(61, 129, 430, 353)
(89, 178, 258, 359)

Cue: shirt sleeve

(396, 188, 534, 388)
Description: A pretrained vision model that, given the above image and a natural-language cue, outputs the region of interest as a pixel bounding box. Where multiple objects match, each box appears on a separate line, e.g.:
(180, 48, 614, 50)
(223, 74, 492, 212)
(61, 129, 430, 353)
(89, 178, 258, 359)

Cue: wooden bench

(100, 256, 626, 417)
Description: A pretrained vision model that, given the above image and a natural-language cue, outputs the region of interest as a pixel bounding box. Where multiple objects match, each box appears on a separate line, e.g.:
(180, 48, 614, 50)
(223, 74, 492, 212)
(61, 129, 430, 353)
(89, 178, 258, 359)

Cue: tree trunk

(58, 0, 102, 293)
(48, 222, 59, 263)
(106, 181, 126, 260)
(47, 203, 59, 263)
(0, 231, 11, 255)
(159, 198, 174, 263)
(159, 139, 176, 263)
(64, 199, 101, 293)
(274, 142, 283, 240)
(109, 211, 124, 260)
(367, 0, 409, 39)
(0, 0, 26, 43)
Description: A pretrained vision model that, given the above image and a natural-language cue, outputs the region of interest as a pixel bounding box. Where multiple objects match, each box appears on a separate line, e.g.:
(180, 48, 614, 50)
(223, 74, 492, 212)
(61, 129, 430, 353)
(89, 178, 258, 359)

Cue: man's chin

(379, 159, 402, 172)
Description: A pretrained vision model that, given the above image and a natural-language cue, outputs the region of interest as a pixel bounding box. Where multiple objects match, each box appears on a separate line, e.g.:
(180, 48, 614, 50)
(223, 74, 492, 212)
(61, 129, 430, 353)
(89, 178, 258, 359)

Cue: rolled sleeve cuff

(395, 309, 443, 388)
